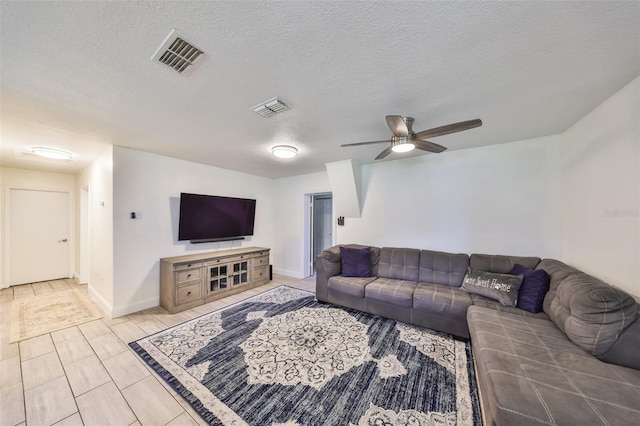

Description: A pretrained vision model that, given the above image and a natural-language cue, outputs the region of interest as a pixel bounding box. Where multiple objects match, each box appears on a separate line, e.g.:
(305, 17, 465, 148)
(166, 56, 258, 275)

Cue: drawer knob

(187, 291, 191, 296)
(187, 274, 191, 278)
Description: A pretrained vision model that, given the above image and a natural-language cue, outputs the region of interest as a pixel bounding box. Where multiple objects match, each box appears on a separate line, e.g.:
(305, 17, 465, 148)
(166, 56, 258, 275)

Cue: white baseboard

(73, 272, 89, 285)
(273, 267, 305, 279)
(88, 285, 114, 318)
(111, 296, 160, 318)
(87, 285, 159, 318)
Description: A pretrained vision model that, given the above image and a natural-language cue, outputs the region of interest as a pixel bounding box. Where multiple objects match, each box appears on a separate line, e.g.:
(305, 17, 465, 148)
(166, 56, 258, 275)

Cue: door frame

(79, 184, 91, 284)
(3, 186, 75, 288)
(304, 192, 335, 277)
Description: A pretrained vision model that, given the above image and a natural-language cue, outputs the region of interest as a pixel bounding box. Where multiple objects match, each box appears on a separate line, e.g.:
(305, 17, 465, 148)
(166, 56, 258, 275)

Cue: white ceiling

(1, 1, 639, 178)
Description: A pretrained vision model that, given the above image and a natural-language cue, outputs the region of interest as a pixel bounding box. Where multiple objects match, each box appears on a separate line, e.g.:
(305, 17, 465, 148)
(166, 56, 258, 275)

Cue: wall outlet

(130, 211, 142, 219)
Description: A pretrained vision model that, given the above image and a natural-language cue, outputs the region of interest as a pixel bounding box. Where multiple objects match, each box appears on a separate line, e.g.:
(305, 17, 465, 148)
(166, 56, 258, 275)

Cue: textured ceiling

(1, 1, 639, 178)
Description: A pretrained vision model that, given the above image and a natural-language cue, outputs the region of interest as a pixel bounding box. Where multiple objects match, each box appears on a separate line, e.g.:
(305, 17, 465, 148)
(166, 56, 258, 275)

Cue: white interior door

(8, 189, 71, 285)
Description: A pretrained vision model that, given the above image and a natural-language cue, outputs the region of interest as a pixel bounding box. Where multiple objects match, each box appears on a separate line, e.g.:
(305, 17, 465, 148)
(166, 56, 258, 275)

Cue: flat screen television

(178, 193, 256, 243)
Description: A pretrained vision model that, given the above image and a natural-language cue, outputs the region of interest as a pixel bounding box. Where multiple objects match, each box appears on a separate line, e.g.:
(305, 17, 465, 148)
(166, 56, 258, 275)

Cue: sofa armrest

(316, 245, 342, 302)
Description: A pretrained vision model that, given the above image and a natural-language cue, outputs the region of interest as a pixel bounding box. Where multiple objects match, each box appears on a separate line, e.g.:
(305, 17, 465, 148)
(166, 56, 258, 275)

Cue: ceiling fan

(341, 116, 482, 160)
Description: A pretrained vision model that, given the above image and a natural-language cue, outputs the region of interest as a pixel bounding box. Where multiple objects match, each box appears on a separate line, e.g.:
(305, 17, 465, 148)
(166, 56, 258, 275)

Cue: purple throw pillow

(510, 264, 550, 313)
(340, 246, 371, 277)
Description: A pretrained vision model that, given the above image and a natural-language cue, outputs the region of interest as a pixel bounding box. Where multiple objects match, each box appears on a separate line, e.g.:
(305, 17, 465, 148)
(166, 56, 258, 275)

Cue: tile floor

(0, 275, 315, 426)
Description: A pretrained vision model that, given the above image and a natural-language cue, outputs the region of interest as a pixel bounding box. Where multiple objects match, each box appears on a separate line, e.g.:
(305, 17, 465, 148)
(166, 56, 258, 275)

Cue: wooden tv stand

(160, 247, 270, 313)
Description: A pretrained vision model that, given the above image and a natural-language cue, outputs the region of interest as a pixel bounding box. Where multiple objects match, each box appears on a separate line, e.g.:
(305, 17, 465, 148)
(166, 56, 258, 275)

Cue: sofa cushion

(536, 258, 579, 314)
(600, 310, 640, 370)
(413, 283, 472, 317)
(547, 271, 638, 358)
(327, 275, 378, 298)
(340, 246, 371, 277)
(418, 250, 469, 287)
(510, 264, 550, 313)
(377, 247, 420, 281)
(365, 277, 417, 308)
(468, 306, 640, 425)
(470, 253, 540, 273)
(461, 269, 523, 307)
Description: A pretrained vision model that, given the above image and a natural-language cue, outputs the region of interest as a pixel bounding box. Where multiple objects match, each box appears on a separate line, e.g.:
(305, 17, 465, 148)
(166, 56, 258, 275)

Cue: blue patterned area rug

(130, 286, 482, 425)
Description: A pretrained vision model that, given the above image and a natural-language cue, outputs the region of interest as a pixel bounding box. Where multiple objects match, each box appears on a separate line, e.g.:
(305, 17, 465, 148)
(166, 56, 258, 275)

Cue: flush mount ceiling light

(391, 136, 416, 153)
(31, 146, 73, 160)
(252, 97, 288, 117)
(271, 145, 298, 158)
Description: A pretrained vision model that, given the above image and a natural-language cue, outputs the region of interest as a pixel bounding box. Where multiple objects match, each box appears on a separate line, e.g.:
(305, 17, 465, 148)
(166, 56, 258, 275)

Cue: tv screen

(178, 193, 256, 242)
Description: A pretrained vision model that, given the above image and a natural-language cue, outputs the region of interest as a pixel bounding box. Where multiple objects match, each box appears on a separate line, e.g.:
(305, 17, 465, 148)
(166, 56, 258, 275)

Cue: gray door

(312, 194, 333, 272)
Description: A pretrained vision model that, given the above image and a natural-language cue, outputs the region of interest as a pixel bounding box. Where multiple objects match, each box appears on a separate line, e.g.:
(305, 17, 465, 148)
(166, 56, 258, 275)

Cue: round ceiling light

(391, 136, 415, 153)
(271, 145, 298, 159)
(31, 146, 73, 160)
(391, 143, 415, 153)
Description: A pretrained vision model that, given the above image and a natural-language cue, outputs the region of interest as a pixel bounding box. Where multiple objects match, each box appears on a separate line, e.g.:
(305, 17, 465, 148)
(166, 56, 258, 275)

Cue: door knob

(58, 239, 68, 243)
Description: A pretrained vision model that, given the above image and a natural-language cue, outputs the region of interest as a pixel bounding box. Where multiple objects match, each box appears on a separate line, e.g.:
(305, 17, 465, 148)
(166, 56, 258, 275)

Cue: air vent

(151, 30, 205, 74)
(251, 97, 289, 117)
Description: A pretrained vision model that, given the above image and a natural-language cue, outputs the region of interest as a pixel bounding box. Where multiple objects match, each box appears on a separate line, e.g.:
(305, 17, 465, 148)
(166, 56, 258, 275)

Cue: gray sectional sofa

(316, 244, 640, 425)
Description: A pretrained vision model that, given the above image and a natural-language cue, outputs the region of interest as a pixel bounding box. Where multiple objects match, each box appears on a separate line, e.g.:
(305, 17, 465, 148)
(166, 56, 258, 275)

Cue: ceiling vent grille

(151, 30, 205, 74)
(251, 97, 289, 117)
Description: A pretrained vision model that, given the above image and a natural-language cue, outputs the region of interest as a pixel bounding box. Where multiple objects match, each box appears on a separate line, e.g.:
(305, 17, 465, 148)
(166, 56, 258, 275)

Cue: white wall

(562, 77, 639, 296)
(336, 135, 564, 258)
(76, 146, 114, 310)
(111, 147, 275, 316)
(0, 167, 76, 288)
(272, 171, 331, 277)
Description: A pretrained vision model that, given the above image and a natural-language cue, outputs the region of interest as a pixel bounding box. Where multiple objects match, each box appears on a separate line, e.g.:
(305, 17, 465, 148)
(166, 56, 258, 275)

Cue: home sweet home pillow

(462, 269, 523, 307)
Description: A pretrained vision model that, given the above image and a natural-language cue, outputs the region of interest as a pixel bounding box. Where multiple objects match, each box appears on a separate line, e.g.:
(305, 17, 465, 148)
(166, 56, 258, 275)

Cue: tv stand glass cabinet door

(206, 256, 250, 296)
(208, 264, 228, 292)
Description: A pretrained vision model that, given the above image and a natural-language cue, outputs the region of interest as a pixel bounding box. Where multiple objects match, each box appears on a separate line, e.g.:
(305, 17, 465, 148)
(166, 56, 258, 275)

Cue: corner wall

(111, 147, 275, 316)
(76, 146, 114, 311)
(562, 76, 639, 296)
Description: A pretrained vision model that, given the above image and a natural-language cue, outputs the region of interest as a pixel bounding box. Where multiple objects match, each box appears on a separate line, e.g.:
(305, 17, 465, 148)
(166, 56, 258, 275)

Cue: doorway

(309, 193, 333, 275)
(5, 188, 72, 286)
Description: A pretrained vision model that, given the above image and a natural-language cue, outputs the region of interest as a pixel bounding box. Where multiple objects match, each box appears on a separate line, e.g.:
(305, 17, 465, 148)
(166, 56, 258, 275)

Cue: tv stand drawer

(175, 282, 202, 306)
(174, 261, 203, 271)
(175, 268, 201, 284)
(253, 265, 269, 284)
(254, 255, 268, 267)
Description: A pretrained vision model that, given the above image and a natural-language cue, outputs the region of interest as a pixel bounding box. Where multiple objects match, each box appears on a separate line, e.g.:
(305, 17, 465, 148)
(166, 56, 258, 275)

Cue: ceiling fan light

(271, 145, 298, 158)
(31, 146, 73, 160)
(391, 143, 415, 153)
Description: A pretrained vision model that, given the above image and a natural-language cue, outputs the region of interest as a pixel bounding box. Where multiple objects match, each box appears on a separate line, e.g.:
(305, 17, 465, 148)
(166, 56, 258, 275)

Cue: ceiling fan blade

(386, 115, 408, 137)
(415, 119, 482, 140)
(341, 140, 391, 147)
(414, 140, 447, 153)
(375, 146, 393, 160)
